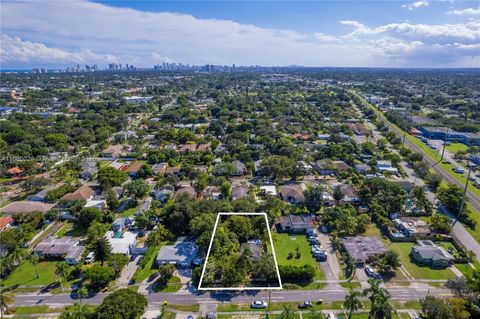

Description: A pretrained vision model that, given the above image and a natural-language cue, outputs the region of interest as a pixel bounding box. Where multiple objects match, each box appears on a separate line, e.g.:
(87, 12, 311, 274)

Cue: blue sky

(1, 0, 479, 68)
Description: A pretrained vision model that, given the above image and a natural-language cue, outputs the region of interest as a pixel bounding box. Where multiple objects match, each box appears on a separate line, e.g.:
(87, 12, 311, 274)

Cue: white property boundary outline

(198, 212, 283, 290)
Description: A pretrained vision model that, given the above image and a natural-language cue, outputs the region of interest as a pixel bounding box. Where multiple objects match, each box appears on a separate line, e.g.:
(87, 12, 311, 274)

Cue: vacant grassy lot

(384, 242, 456, 280)
(4, 261, 57, 286)
(446, 143, 469, 154)
(272, 233, 325, 281)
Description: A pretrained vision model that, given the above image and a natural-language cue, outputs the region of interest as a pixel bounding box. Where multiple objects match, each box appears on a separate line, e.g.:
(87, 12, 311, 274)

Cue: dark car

(298, 301, 313, 309)
(136, 256, 143, 265)
(206, 313, 216, 319)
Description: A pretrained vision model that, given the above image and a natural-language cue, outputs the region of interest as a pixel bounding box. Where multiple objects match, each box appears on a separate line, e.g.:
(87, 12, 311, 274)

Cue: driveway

(316, 232, 341, 281)
(116, 255, 141, 286)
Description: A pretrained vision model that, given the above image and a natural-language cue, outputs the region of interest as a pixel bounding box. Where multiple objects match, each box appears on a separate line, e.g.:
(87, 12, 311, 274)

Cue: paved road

(355, 94, 480, 261)
(14, 286, 452, 308)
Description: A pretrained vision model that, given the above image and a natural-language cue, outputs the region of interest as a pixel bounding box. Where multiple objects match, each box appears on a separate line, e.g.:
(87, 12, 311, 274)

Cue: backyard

(272, 233, 325, 284)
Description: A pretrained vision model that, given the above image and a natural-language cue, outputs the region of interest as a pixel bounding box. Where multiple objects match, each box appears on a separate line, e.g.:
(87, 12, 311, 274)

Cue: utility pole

(453, 161, 474, 227)
(440, 129, 450, 162)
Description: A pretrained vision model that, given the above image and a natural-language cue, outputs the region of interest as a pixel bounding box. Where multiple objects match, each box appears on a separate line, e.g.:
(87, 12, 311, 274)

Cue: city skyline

(1, 0, 480, 69)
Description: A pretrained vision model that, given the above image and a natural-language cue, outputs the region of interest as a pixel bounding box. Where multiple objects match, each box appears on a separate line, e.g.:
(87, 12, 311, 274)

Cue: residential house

(155, 237, 198, 268)
(355, 163, 370, 175)
(259, 185, 278, 197)
(152, 163, 168, 175)
(342, 236, 388, 265)
(0, 216, 13, 231)
(33, 236, 85, 265)
(280, 183, 307, 204)
(276, 214, 315, 234)
(126, 161, 144, 177)
(105, 230, 137, 256)
(393, 217, 432, 238)
(174, 185, 197, 200)
(61, 185, 94, 202)
(79, 161, 98, 180)
(165, 167, 181, 176)
(376, 160, 398, 175)
(102, 144, 127, 158)
(411, 240, 454, 268)
(232, 186, 249, 200)
(0, 202, 56, 215)
(153, 186, 174, 203)
(178, 144, 197, 153)
(28, 187, 54, 202)
(232, 160, 248, 176)
(240, 241, 262, 261)
(136, 197, 153, 215)
(196, 143, 212, 152)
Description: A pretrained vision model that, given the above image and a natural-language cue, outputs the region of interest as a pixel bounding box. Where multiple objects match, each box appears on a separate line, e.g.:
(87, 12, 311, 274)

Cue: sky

(1, 0, 480, 69)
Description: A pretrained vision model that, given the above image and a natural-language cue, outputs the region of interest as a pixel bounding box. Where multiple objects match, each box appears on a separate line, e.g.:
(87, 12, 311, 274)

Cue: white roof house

(105, 231, 137, 255)
(260, 185, 277, 197)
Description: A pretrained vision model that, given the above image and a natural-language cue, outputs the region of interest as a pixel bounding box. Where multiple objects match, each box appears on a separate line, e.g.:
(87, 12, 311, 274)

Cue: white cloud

(447, 7, 480, 16)
(151, 53, 174, 64)
(340, 20, 480, 44)
(402, 1, 429, 10)
(0, 0, 479, 68)
(0, 34, 121, 67)
(314, 32, 340, 42)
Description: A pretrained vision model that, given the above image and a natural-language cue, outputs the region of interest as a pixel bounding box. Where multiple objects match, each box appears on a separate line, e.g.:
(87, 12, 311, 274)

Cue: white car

(251, 301, 268, 309)
(365, 265, 376, 277)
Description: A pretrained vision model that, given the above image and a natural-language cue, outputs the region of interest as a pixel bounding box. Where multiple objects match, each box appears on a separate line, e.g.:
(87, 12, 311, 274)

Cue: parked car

(136, 256, 143, 265)
(251, 301, 268, 309)
(325, 313, 337, 319)
(206, 313, 216, 319)
(453, 167, 465, 174)
(298, 301, 313, 309)
(321, 225, 328, 233)
(365, 265, 376, 277)
(309, 238, 321, 245)
(84, 252, 94, 264)
(187, 315, 194, 319)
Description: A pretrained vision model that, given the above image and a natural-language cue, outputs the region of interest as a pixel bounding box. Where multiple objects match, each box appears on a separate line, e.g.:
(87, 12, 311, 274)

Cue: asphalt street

(13, 286, 452, 308)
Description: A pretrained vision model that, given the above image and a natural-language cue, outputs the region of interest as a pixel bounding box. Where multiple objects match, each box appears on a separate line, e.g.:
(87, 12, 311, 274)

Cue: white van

(85, 252, 94, 264)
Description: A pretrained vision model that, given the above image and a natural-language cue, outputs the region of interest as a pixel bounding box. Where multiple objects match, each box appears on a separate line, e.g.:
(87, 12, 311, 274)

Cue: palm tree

(0, 257, 14, 277)
(30, 254, 40, 279)
(278, 306, 295, 319)
(55, 262, 70, 292)
(77, 287, 88, 304)
(345, 255, 356, 280)
(93, 236, 112, 266)
(363, 279, 393, 319)
(344, 288, 362, 319)
(9, 246, 24, 266)
(0, 287, 13, 319)
(59, 302, 93, 319)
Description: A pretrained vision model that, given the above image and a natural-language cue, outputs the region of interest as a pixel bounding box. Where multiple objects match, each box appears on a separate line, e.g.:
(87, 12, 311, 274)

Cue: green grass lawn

(132, 244, 164, 283)
(13, 306, 63, 314)
(456, 261, 480, 277)
(4, 261, 58, 286)
(55, 223, 87, 238)
(152, 276, 182, 293)
(384, 242, 456, 280)
(166, 304, 200, 312)
(119, 206, 138, 218)
(272, 233, 325, 281)
(446, 143, 469, 154)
